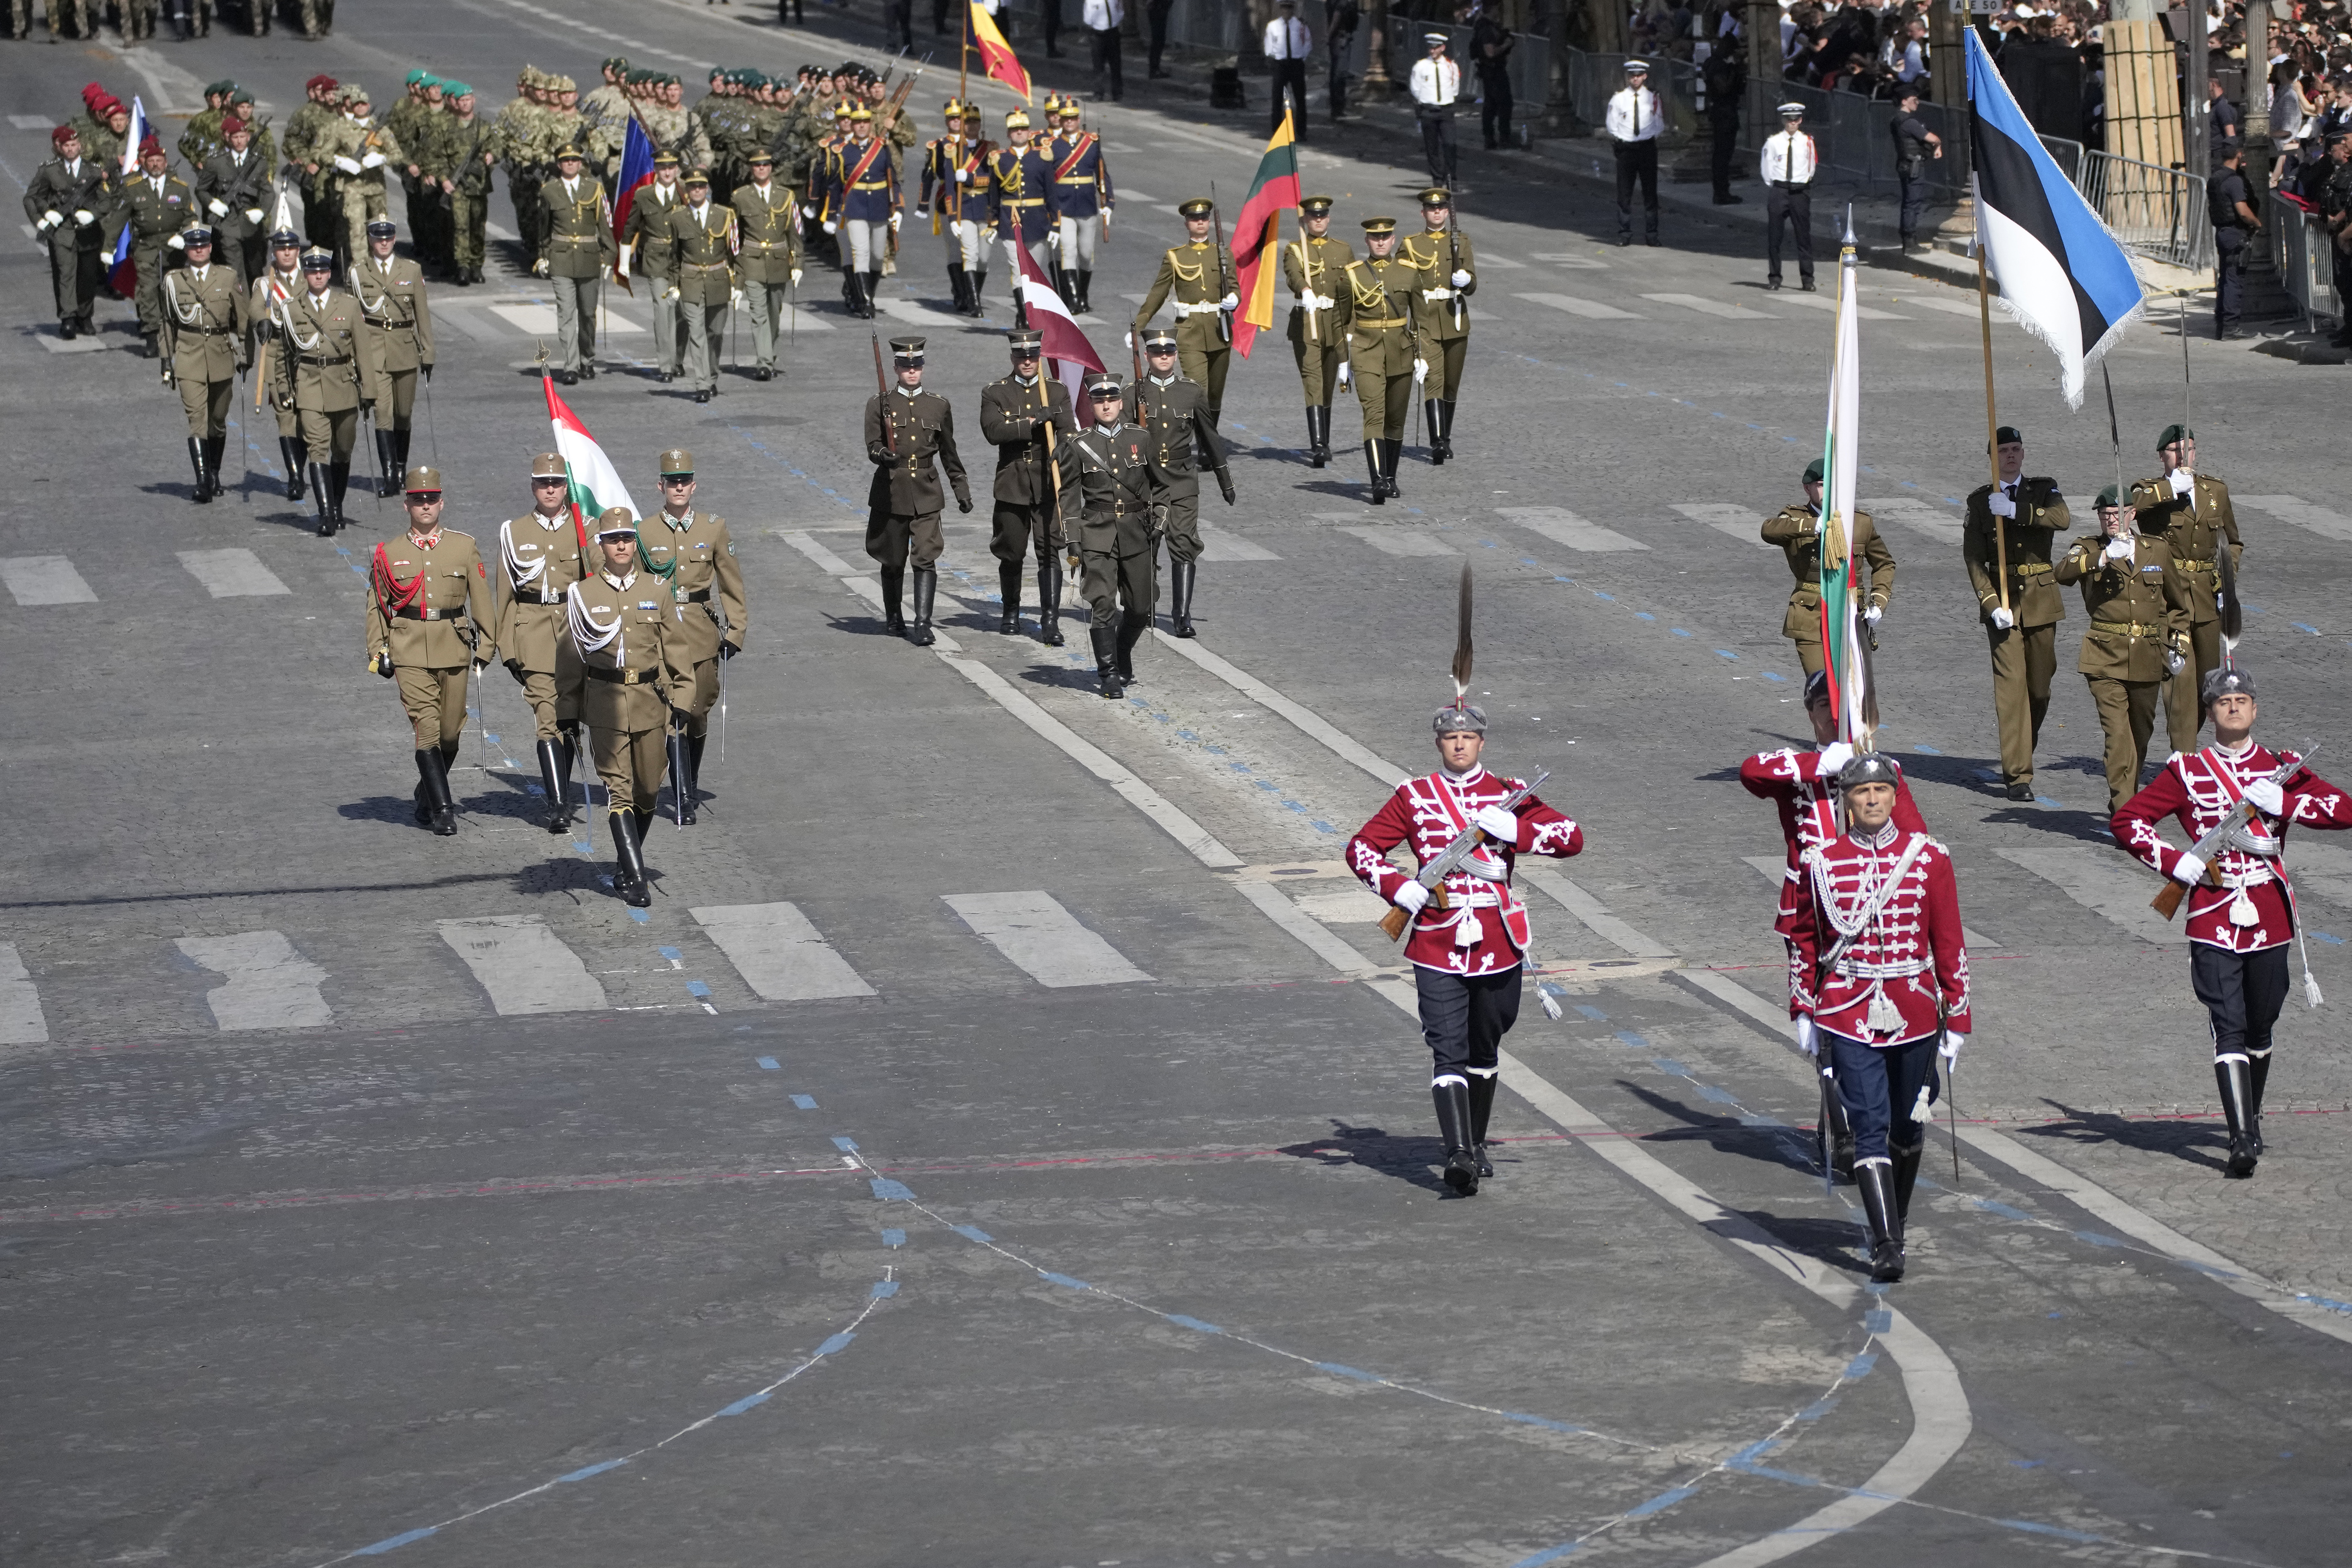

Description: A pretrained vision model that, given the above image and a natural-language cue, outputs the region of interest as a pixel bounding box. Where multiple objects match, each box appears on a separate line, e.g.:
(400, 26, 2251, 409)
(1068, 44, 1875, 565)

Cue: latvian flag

(611, 118, 655, 294)
(545, 372, 643, 541)
(1228, 109, 1301, 358)
(1012, 239, 1103, 405)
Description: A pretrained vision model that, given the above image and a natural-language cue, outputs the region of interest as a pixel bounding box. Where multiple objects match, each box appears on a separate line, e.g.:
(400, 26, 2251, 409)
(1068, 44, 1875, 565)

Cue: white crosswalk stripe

(2236, 495, 2352, 544)
(1995, 847, 2187, 945)
(1891, 292, 1994, 317)
(176, 931, 332, 1031)
(490, 302, 647, 336)
(178, 549, 291, 598)
(1497, 506, 1649, 552)
(438, 916, 611, 1014)
(691, 903, 877, 1001)
(1338, 525, 1457, 556)
(1861, 495, 1965, 547)
(1514, 291, 1641, 319)
(1774, 292, 1910, 320)
(1, 556, 97, 605)
(1642, 293, 1772, 320)
(0, 943, 48, 1046)
(874, 297, 970, 330)
(942, 891, 1153, 988)
(1198, 523, 1280, 561)
(1671, 502, 1775, 548)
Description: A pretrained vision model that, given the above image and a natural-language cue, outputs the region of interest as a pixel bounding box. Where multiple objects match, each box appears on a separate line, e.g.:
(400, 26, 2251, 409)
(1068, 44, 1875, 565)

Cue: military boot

(1432, 1077, 1480, 1195)
(966, 267, 986, 315)
(908, 566, 938, 646)
(1363, 439, 1385, 506)
(2249, 1051, 2272, 1156)
(374, 428, 400, 495)
(862, 270, 882, 318)
(1037, 561, 1065, 646)
(1305, 405, 1328, 468)
(391, 429, 412, 489)
(1423, 400, 1445, 463)
(998, 560, 1022, 634)
(879, 565, 906, 636)
(1114, 608, 1147, 686)
(1168, 560, 1197, 638)
(2217, 1056, 2259, 1177)
(1091, 622, 1123, 698)
(1818, 1069, 1857, 1183)
(329, 462, 352, 528)
(203, 435, 227, 498)
(1856, 1159, 1905, 1281)
(1436, 400, 1457, 460)
(309, 462, 336, 537)
(684, 734, 706, 824)
(1467, 1073, 1498, 1179)
(418, 747, 459, 836)
(188, 437, 212, 503)
(1076, 268, 1093, 312)
(534, 738, 571, 833)
(609, 810, 651, 908)
(1380, 438, 1403, 498)
(1890, 1138, 1925, 1225)
(281, 437, 306, 500)
(948, 263, 970, 313)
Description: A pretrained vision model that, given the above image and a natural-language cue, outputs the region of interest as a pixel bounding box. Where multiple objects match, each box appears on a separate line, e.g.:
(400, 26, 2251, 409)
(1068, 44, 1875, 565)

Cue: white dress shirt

(1083, 0, 1124, 29)
(1409, 56, 1462, 108)
(1264, 15, 1312, 59)
(1760, 129, 1818, 184)
(1605, 88, 1663, 142)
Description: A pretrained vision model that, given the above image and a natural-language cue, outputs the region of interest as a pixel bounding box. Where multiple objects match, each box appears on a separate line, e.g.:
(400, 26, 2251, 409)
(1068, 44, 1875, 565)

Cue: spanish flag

(1227, 108, 1301, 358)
(970, 1, 1031, 103)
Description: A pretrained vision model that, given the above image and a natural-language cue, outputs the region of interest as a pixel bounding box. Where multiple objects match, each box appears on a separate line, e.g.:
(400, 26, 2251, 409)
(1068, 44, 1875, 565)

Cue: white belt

(1422, 287, 1457, 301)
(1833, 956, 1930, 980)
(1438, 890, 1502, 909)
(1173, 299, 1223, 317)
(2216, 867, 2275, 888)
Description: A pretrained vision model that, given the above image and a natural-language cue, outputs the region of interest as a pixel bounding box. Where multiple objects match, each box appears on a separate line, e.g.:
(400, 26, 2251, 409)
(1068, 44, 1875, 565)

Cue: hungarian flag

(610, 117, 655, 294)
(1012, 239, 1102, 406)
(1814, 232, 1869, 744)
(106, 95, 149, 297)
(544, 372, 643, 538)
(969, 0, 1031, 103)
(1226, 109, 1300, 358)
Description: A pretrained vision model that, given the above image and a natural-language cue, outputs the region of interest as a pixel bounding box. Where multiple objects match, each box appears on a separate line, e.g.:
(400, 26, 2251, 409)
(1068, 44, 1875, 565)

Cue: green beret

(1803, 457, 1826, 485)
(228, 89, 255, 107)
(1991, 424, 2023, 446)
(2096, 482, 2124, 508)
(2158, 422, 2195, 448)
(405, 68, 428, 85)
(443, 80, 473, 98)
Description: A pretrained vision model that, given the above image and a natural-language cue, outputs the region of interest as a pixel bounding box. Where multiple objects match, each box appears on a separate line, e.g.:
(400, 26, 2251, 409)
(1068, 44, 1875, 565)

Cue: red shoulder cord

(569, 499, 589, 555)
(371, 542, 426, 614)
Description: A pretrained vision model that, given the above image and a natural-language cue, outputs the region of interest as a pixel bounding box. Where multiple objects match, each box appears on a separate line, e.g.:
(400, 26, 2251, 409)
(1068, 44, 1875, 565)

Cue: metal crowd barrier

(2269, 199, 2344, 331)
(2076, 150, 2214, 271)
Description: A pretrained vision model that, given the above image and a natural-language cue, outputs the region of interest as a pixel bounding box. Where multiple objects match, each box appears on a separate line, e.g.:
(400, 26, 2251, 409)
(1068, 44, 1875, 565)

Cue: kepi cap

(658, 448, 694, 476)
(402, 464, 444, 495)
(1006, 328, 1044, 353)
(1086, 372, 1124, 397)
(529, 451, 568, 479)
(889, 335, 926, 360)
(1142, 329, 1177, 351)
(1178, 196, 1215, 217)
(594, 507, 638, 539)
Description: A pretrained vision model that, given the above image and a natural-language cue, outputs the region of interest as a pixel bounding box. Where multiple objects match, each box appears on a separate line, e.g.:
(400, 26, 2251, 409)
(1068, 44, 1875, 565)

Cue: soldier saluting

(366, 465, 495, 838)
(1132, 329, 1233, 639)
(977, 328, 1078, 645)
(1330, 215, 1421, 504)
(493, 454, 591, 834)
(1963, 424, 2071, 801)
(864, 335, 972, 645)
(2054, 485, 2193, 814)
(1282, 194, 1350, 468)
(158, 224, 250, 506)
(1131, 196, 1238, 423)
(2128, 425, 2244, 755)
(1764, 457, 1895, 678)
(567, 511, 692, 910)
(638, 449, 748, 825)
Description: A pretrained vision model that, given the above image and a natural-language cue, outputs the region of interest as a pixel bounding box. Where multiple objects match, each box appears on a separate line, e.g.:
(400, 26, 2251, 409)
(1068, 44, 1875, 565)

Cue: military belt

(851, 179, 889, 191)
(2011, 561, 2053, 576)
(2176, 557, 2215, 572)
(743, 239, 789, 250)
(586, 664, 657, 684)
(395, 605, 463, 621)
(1357, 315, 1408, 328)
(684, 260, 730, 271)
(2092, 619, 2163, 637)
(516, 587, 567, 605)
(1001, 196, 1044, 206)
(680, 588, 713, 603)
(298, 353, 353, 366)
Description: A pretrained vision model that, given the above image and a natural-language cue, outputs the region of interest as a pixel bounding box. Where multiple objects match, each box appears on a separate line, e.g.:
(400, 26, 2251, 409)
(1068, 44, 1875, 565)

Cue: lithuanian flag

(1228, 109, 1301, 358)
(969, 0, 1031, 103)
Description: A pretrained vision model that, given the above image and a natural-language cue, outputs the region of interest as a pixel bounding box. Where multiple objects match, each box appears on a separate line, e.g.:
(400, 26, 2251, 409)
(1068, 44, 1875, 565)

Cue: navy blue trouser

(1416, 964, 1520, 1084)
(1825, 1031, 1939, 1163)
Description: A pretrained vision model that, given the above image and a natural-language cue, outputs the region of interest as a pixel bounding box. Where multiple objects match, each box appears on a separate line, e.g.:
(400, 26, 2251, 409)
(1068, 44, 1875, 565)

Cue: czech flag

(970, 0, 1031, 104)
(1012, 238, 1102, 406)
(106, 95, 148, 297)
(611, 117, 655, 294)
(1227, 109, 1300, 358)
(545, 371, 643, 540)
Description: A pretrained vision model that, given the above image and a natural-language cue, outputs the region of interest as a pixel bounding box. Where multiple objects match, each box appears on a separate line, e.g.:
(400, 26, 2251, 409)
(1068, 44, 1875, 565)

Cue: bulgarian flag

(545, 372, 643, 540)
(1226, 108, 1301, 358)
(1814, 231, 1869, 744)
(969, 0, 1031, 103)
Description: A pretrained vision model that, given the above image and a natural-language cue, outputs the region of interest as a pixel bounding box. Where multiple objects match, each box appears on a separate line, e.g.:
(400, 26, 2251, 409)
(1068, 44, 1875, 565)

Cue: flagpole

(958, 2, 970, 109)
(1973, 246, 2007, 616)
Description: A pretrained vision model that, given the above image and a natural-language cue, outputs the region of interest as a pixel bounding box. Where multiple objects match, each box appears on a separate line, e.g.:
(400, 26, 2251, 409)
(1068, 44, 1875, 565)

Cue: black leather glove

(371, 651, 395, 678)
(957, 496, 973, 513)
(718, 640, 738, 660)
(1217, 474, 1236, 505)
(422, 364, 433, 383)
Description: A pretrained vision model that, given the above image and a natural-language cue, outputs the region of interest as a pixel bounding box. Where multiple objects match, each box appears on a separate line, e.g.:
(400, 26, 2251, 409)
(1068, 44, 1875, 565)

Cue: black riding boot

(374, 429, 400, 496)
(309, 462, 336, 536)
(1076, 268, 1093, 312)
(1423, 400, 1445, 463)
(1305, 405, 1328, 467)
(1380, 438, 1403, 498)
(1817, 1069, 1857, 1183)
(554, 724, 579, 823)
(863, 271, 882, 318)
(281, 437, 306, 500)
(1466, 1073, 1498, 1178)
(534, 738, 571, 833)
(1168, 560, 1197, 637)
(1437, 400, 1457, 460)
(1857, 1160, 1905, 1281)
(1114, 609, 1147, 685)
(391, 429, 412, 490)
(909, 566, 938, 646)
(681, 733, 705, 824)
(998, 560, 1022, 633)
(1890, 1140, 1924, 1223)
(203, 435, 227, 498)
(609, 810, 651, 908)
(879, 565, 906, 635)
(1037, 561, 1065, 646)
(1091, 621, 1123, 698)
(1364, 439, 1385, 505)
(1432, 1078, 1480, 1194)
(2248, 1052, 2272, 1155)
(967, 267, 986, 315)
(188, 436, 211, 503)
(948, 263, 969, 313)
(329, 462, 351, 529)
(417, 747, 458, 836)
(2216, 1057, 2259, 1177)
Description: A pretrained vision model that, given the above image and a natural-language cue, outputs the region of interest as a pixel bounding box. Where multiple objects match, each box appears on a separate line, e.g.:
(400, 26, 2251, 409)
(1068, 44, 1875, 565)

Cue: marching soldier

(2055, 485, 2193, 814)
(24, 125, 111, 340)
(2129, 425, 2244, 754)
(1134, 330, 1234, 640)
(1282, 193, 1349, 467)
(667, 169, 738, 405)
(282, 76, 342, 253)
(158, 225, 250, 505)
(535, 145, 613, 385)
(624, 152, 688, 382)
(1132, 197, 1239, 423)
(638, 450, 749, 825)
(193, 114, 272, 284)
(824, 108, 899, 319)
(366, 465, 494, 839)
(1401, 186, 1474, 463)
(1963, 425, 2071, 800)
(865, 335, 972, 645)
(119, 137, 196, 359)
(430, 83, 497, 287)
(2115, 667, 2352, 1177)
(919, 99, 994, 315)
(732, 149, 806, 371)
(270, 245, 386, 536)
(1787, 753, 1971, 1282)
(1347, 695, 1584, 1196)
(988, 109, 1054, 328)
(250, 229, 309, 499)
(352, 219, 435, 495)
(1330, 215, 1421, 504)
(1046, 97, 1113, 313)
(493, 454, 591, 834)
(1060, 374, 1157, 699)
(977, 329, 1077, 645)
(1764, 458, 1896, 677)
(318, 85, 404, 268)
(567, 511, 691, 910)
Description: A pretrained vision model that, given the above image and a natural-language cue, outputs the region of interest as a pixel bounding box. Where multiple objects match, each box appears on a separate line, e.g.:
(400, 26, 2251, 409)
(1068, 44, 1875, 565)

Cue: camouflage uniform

(428, 90, 497, 282)
(315, 89, 406, 264)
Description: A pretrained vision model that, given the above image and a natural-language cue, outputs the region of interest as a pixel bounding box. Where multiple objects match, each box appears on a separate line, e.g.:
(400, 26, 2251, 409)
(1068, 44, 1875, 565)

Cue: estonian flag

(1967, 30, 2143, 407)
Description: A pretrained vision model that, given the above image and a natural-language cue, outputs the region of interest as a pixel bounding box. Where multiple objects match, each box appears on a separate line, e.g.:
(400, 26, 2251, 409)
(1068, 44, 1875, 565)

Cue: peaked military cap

(1142, 329, 1178, 350)
(683, 167, 712, 186)
(1803, 669, 1832, 704)
(658, 448, 694, 475)
(1006, 329, 1044, 352)
(652, 150, 681, 168)
(180, 224, 215, 245)
(1086, 372, 1124, 396)
(1777, 101, 1805, 116)
(298, 245, 335, 269)
(1624, 57, 1651, 70)
(1424, 30, 1450, 43)
(747, 147, 774, 163)
(1299, 194, 1334, 215)
(890, 335, 926, 360)
(366, 218, 397, 238)
(554, 143, 584, 160)
(402, 464, 444, 495)
(529, 452, 568, 479)
(1419, 186, 1452, 206)
(268, 227, 302, 247)
(594, 507, 638, 539)
(1361, 215, 1397, 233)
(1177, 196, 1215, 217)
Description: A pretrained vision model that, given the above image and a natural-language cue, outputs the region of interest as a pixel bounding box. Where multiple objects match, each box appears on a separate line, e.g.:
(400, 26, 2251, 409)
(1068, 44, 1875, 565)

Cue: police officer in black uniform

(2210, 142, 2259, 340)
(1890, 83, 1942, 253)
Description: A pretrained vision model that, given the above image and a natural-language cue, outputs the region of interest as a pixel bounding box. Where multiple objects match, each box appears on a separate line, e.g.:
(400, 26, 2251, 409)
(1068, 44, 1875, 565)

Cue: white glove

(1220, 291, 1239, 310)
(1393, 880, 1431, 914)
(1989, 606, 2015, 631)
(789, 267, 803, 286)
(1336, 361, 1350, 387)
(243, 207, 265, 224)
(532, 258, 550, 277)
(1449, 268, 1472, 287)
(1939, 1029, 1965, 1063)
(889, 211, 902, 232)
(1816, 741, 1854, 777)
(1123, 330, 1133, 348)
(73, 208, 96, 226)
(361, 152, 387, 170)
(1986, 489, 2016, 518)
(822, 219, 837, 235)
(2173, 851, 2208, 887)
(1412, 358, 1428, 382)
(1473, 805, 1519, 843)
(166, 232, 186, 249)
(2165, 650, 2187, 676)
(953, 168, 970, 183)
(730, 288, 745, 309)
(207, 199, 229, 217)
(333, 155, 362, 175)
(2169, 468, 2194, 496)
(2103, 536, 2134, 562)
(37, 209, 61, 232)
(1794, 1014, 1818, 1058)
(1864, 605, 1883, 628)
(2246, 777, 2286, 816)
(801, 204, 815, 219)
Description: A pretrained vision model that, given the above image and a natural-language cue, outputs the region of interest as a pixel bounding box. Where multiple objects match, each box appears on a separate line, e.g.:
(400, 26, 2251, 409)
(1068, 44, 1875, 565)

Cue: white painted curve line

(1, 556, 97, 606)
(178, 548, 290, 598)
(1228, 880, 1380, 975)
(1642, 292, 1774, 320)
(774, 529, 859, 577)
(1496, 506, 1651, 553)
(691, 903, 876, 1001)
(437, 916, 610, 1015)
(942, 892, 1153, 988)
(175, 931, 332, 1032)
(2237, 493, 2352, 545)
(1148, 631, 1407, 788)
(0, 943, 49, 1046)
(1514, 291, 1643, 320)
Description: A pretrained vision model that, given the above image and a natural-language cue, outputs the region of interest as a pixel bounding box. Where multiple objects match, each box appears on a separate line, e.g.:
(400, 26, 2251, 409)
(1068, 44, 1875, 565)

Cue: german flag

(1228, 109, 1300, 358)
(969, 1, 1031, 103)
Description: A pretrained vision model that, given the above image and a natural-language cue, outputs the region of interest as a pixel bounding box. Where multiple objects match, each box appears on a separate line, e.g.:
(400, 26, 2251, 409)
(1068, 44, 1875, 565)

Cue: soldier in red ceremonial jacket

(1787, 753, 1970, 1284)
(1347, 704, 1582, 1196)
(1741, 670, 1928, 1181)
(2112, 665, 2352, 1178)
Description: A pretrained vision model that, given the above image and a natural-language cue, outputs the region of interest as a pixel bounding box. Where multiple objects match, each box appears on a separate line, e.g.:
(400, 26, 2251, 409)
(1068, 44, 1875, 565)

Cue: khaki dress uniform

(365, 509, 494, 835)
(158, 255, 250, 503)
(1329, 232, 1424, 502)
(1133, 364, 1232, 639)
(1402, 213, 1474, 460)
(117, 168, 196, 346)
(865, 372, 971, 644)
(1131, 217, 1237, 422)
(23, 149, 112, 336)
(977, 364, 1077, 640)
(492, 462, 591, 829)
(1963, 476, 2071, 793)
(270, 273, 387, 534)
(1059, 405, 1158, 698)
(1763, 501, 1896, 678)
(729, 174, 802, 376)
(623, 169, 686, 378)
(637, 461, 747, 825)
(1281, 217, 1351, 465)
(2128, 467, 2244, 752)
(667, 191, 738, 400)
(2055, 522, 2193, 812)
(249, 257, 307, 493)
(351, 248, 435, 493)
(538, 167, 613, 377)
(567, 538, 692, 907)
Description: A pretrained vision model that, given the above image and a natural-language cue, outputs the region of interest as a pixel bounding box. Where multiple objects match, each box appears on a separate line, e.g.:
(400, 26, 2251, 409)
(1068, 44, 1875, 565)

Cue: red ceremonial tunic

(1347, 766, 1583, 976)
(2111, 744, 2352, 953)
(1740, 747, 1929, 938)
(1787, 825, 1971, 1046)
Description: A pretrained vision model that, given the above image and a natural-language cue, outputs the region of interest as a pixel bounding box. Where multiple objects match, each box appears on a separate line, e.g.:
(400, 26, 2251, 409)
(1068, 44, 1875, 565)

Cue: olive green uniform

(2127, 470, 2243, 752)
(116, 170, 196, 341)
(865, 387, 970, 573)
(269, 283, 386, 520)
(1402, 222, 1475, 453)
(667, 198, 738, 396)
(1763, 503, 1896, 677)
(978, 372, 1076, 570)
(351, 252, 434, 438)
(491, 510, 588, 742)
(2055, 530, 2193, 812)
(1060, 420, 1158, 635)
(539, 172, 613, 376)
(1330, 250, 1424, 496)
(623, 179, 685, 376)
(729, 178, 802, 374)
(23, 151, 111, 331)
(1282, 231, 1351, 415)
(158, 258, 249, 440)
(1963, 477, 2071, 791)
(637, 508, 747, 743)
(1132, 239, 1236, 421)
(1132, 372, 1229, 566)
(366, 527, 493, 758)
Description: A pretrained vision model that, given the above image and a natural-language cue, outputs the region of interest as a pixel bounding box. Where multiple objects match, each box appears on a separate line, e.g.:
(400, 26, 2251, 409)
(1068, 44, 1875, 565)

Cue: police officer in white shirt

(1264, 0, 1313, 141)
(1605, 59, 1664, 246)
(1084, 0, 1127, 102)
(1409, 31, 1462, 191)
(1760, 101, 1819, 290)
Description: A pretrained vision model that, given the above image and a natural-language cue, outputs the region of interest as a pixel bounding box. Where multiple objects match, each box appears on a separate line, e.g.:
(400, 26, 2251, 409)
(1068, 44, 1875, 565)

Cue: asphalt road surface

(5, 6, 2352, 1566)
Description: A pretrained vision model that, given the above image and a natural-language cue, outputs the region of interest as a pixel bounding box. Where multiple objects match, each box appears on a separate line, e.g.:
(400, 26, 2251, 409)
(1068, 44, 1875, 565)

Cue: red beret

(98, 96, 125, 117)
(81, 81, 107, 107)
(52, 124, 77, 148)
(306, 73, 338, 92)
(139, 134, 163, 156)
